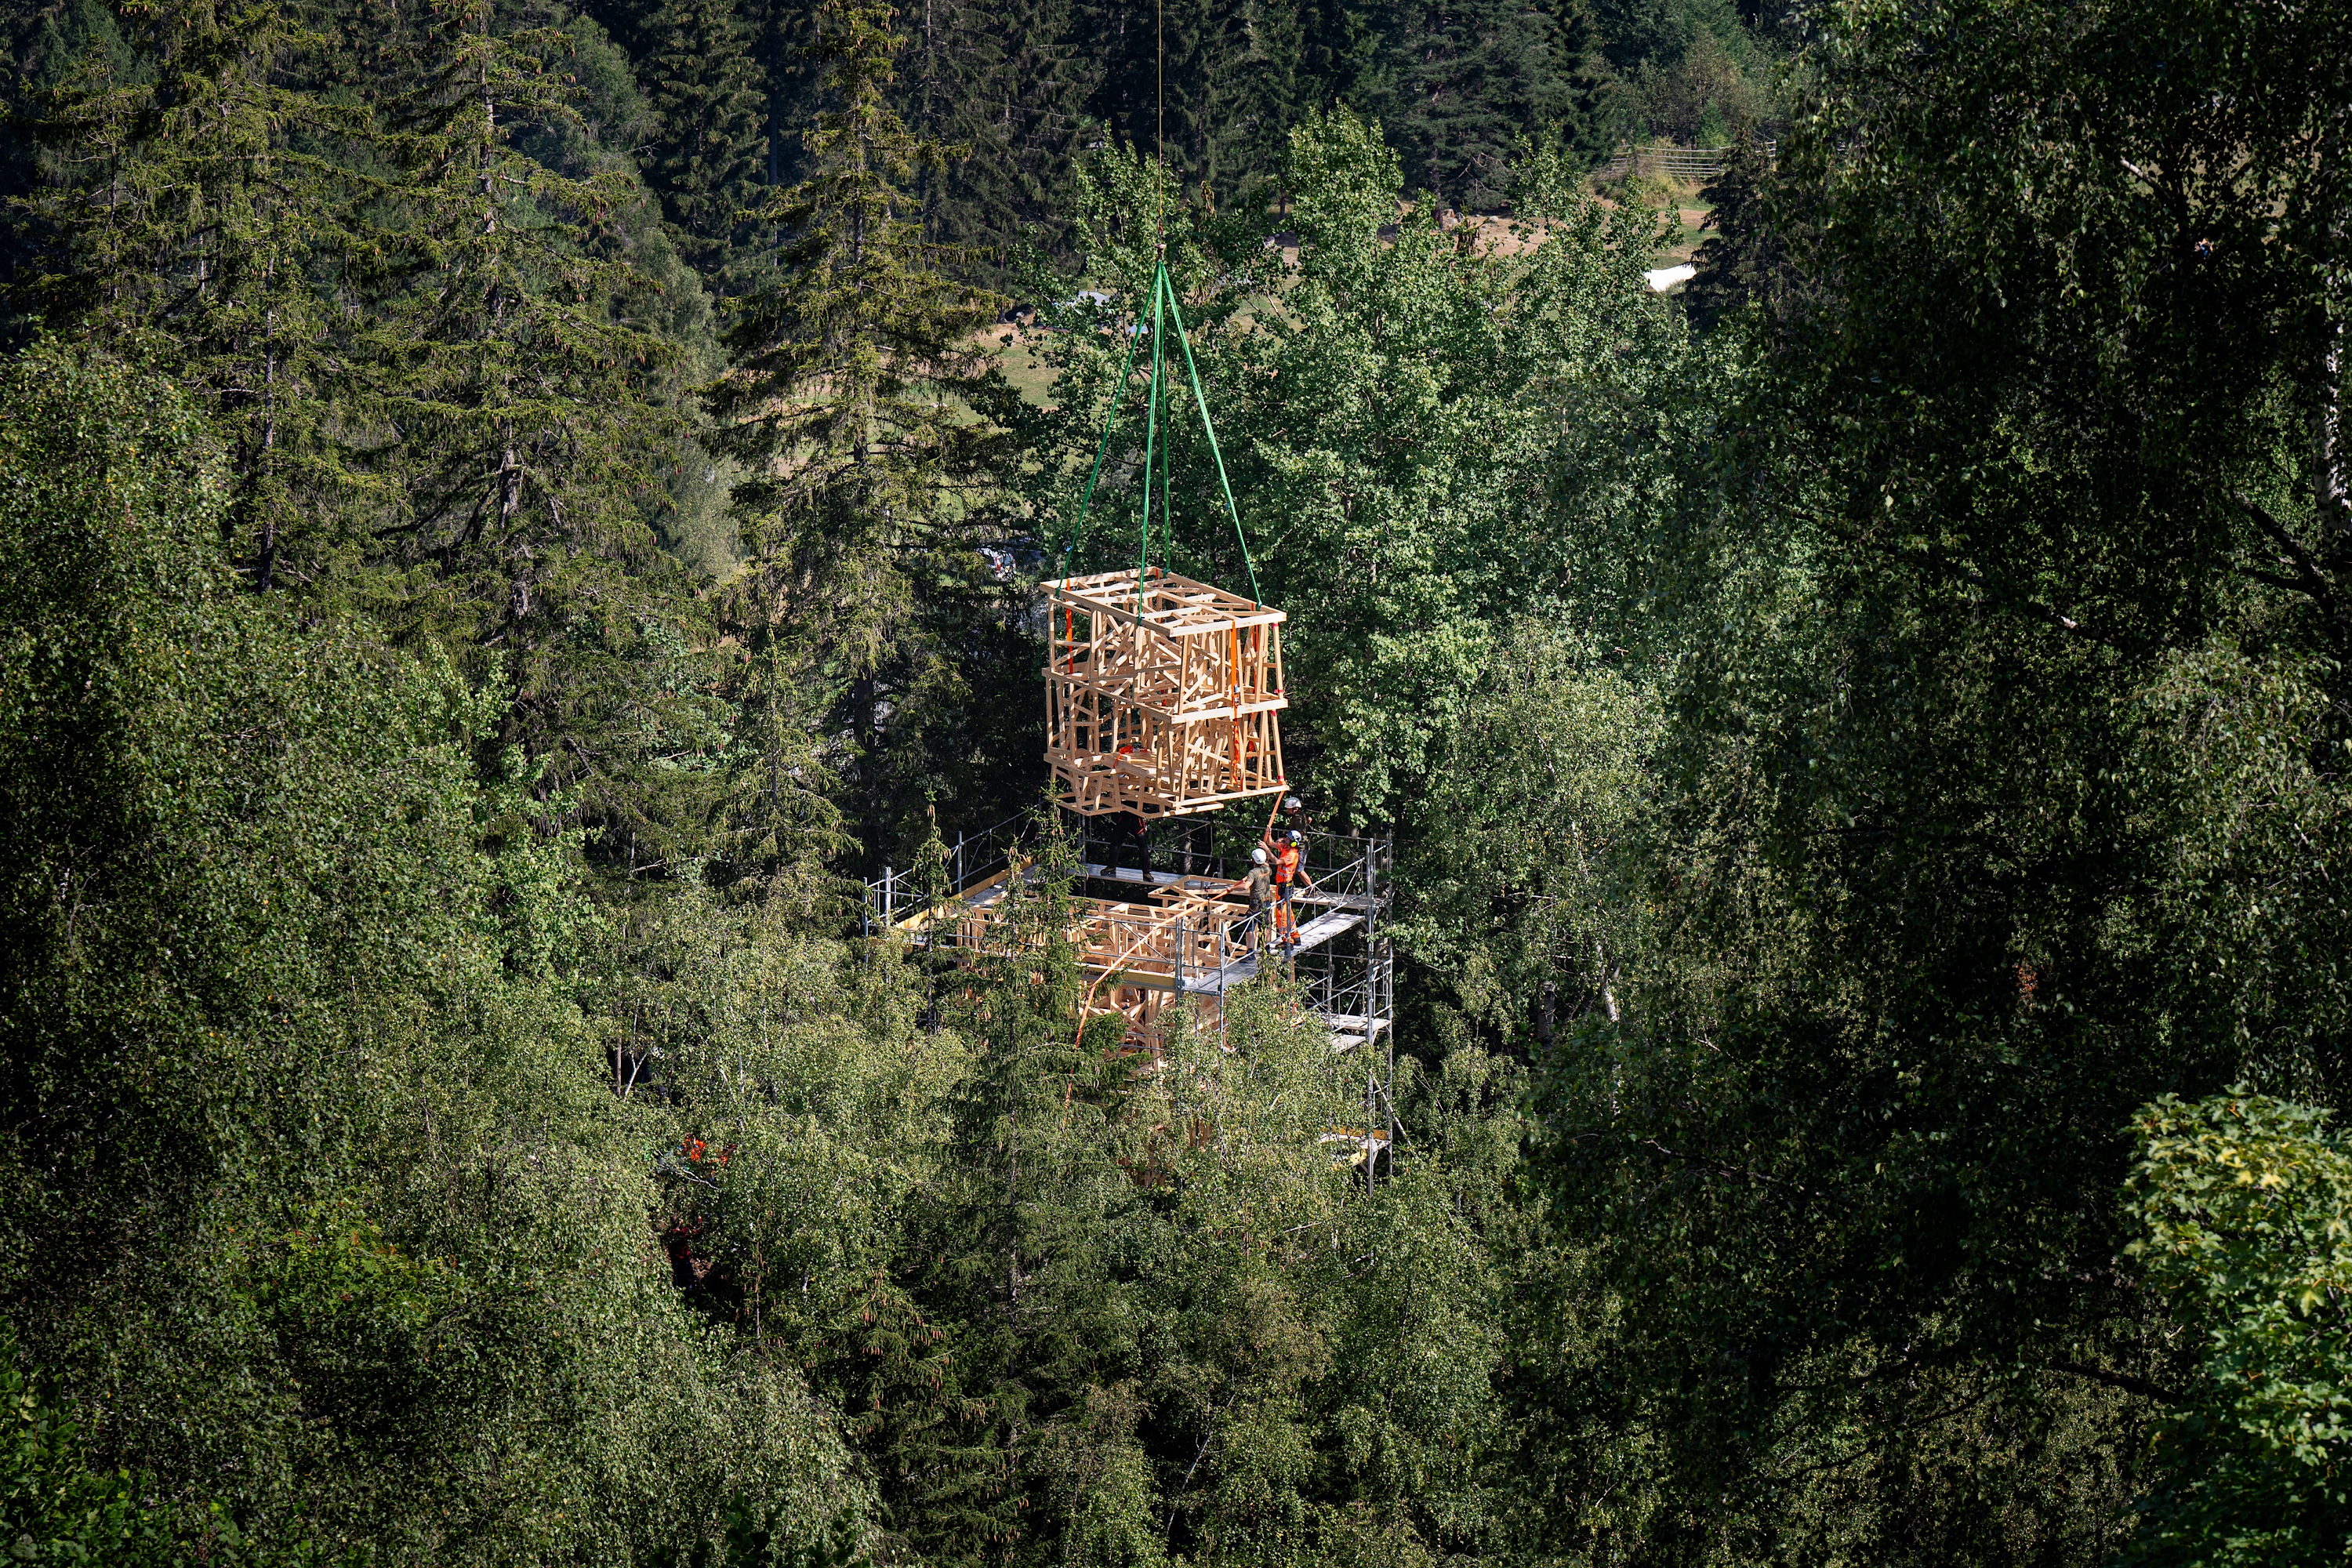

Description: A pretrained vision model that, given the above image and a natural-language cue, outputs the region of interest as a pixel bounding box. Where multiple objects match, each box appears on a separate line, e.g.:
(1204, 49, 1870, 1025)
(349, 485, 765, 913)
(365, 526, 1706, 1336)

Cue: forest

(1, 0, 2348, 1563)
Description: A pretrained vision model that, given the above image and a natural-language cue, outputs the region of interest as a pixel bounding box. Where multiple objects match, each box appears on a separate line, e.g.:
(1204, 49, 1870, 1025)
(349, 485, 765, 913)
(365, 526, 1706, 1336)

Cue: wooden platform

(887, 842, 1379, 1058)
(1044, 568, 1289, 818)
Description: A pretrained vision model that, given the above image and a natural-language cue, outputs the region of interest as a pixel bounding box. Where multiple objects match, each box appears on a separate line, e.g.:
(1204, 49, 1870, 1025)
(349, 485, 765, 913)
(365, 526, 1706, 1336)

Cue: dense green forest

(4, 0, 2351, 1563)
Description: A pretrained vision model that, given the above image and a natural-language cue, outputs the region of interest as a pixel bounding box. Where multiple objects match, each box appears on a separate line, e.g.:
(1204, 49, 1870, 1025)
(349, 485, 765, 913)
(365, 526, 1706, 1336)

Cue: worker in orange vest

(1265, 828, 1313, 949)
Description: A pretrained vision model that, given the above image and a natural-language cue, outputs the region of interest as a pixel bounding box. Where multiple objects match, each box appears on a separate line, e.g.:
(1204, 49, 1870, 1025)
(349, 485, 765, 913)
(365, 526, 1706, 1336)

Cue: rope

(1160, 282, 1262, 606)
(1156, 0, 1164, 250)
(1059, 310, 1145, 577)
(1137, 267, 1168, 584)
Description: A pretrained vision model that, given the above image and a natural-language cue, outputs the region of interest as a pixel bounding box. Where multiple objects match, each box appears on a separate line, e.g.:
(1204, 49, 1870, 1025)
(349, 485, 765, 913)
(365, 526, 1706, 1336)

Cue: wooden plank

(1287, 911, 1361, 952)
(891, 857, 1033, 932)
(1290, 890, 1374, 911)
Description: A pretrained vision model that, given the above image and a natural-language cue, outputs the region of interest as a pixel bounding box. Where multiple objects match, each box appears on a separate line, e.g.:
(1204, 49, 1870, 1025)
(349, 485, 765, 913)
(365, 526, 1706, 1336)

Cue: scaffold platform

(861, 811, 1399, 1180)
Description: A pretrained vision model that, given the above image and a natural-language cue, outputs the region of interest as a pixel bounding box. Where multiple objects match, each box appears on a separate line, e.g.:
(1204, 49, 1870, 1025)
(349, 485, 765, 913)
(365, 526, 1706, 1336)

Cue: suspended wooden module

(1044, 566, 1287, 817)
(1045, 259, 1287, 818)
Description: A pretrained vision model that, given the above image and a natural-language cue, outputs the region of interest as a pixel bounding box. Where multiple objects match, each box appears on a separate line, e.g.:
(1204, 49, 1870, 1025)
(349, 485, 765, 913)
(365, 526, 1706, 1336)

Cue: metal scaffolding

(864, 811, 1398, 1184)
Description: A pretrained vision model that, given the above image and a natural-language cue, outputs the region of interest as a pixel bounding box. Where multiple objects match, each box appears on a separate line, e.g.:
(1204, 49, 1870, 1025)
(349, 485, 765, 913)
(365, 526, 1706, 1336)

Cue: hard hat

(1287, 829, 1304, 844)
(1250, 847, 1268, 865)
(1284, 795, 1302, 811)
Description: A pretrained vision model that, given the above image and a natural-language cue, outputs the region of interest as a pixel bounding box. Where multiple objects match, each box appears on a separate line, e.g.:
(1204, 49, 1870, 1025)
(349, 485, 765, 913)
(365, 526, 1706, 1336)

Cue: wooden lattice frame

(907, 881, 1258, 1053)
(1044, 568, 1287, 818)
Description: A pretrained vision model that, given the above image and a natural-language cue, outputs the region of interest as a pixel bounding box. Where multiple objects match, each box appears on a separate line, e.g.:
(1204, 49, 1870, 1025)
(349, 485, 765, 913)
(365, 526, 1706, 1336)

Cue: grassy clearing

(1589, 170, 1716, 263)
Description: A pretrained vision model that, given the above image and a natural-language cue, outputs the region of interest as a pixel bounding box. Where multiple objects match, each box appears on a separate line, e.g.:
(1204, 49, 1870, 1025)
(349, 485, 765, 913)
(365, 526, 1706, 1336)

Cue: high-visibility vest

(1276, 844, 1300, 884)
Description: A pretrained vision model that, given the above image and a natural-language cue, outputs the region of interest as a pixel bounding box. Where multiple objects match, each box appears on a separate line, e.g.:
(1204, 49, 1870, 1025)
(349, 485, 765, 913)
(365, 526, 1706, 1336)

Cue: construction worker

(1230, 847, 1276, 951)
(1266, 827, 1313, 948)
(1105, 808, 1152, 879)
(1280, 793, 1310, 837)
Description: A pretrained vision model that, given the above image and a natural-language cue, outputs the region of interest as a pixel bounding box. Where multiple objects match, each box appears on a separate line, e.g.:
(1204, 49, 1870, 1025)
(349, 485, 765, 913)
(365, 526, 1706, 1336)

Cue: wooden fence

(1595, 141, 1777, 181)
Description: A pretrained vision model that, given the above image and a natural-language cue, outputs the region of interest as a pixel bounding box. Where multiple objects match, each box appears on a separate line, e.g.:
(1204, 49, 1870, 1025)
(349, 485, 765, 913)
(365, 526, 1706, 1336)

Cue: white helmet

(1250, 847, 1268, 866)
(1284, 795, 1302, 811)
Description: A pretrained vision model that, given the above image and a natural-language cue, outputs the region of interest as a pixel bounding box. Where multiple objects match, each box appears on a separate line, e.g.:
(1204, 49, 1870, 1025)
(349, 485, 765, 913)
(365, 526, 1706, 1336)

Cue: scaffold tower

(864, 814, 1397, 1181)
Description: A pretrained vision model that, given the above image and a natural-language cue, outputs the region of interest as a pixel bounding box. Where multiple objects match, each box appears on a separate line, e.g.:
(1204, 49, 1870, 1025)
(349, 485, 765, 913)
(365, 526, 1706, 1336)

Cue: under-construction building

(864, 815, 1397, 1181)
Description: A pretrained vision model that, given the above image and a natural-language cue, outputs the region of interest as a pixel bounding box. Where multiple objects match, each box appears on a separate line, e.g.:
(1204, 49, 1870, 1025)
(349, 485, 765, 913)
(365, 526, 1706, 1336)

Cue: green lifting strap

(1059, 302, 1144, 578)
(1161, 276, 1263, 608)
(1057, 261, 1265, 608)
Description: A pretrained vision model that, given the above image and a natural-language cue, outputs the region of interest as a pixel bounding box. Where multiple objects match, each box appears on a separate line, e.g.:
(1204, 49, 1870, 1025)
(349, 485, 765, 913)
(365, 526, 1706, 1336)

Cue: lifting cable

(1054, 0, 1262, 609)
(1058, 267, 1264, 609)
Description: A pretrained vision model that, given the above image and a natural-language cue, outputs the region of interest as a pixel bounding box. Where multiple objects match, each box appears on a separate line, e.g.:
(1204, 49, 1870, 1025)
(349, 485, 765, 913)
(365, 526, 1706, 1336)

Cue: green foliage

(1028, 111, 1682, 830)
(711, 0, 1024, 876)
(1684, 126, 1804, 333)
(608, 803, 1525, 1566)
(0, 342, 866, 1566)
(0, 1326, 179, 1566)
(897, 0, 1097, 265)
(1598, 1, 1779, 147)
(1372, 0, 1611, 208)
(5, 2, 738, 887)
(1506, 0, 2352, 1558)
(1395, 622, 1661, 1042)
(2126, 1091, 2352, 1564)
(641, 0, 768, 291)
(6, 0, 370, 589)
(357, 2, 689, 685)
(20, 2, 2352, 1562)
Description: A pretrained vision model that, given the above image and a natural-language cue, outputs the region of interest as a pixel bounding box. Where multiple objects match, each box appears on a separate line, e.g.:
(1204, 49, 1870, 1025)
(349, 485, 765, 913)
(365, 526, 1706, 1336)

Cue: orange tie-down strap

(1228, 623, 1243, 779)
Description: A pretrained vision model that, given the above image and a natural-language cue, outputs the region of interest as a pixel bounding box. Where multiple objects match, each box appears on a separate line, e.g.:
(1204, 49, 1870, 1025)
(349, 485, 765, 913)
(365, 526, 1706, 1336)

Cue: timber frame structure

(1044, 568, 1287, 818)
(1046, 259, 1293, 822)
(863, 814, 1399, 1185)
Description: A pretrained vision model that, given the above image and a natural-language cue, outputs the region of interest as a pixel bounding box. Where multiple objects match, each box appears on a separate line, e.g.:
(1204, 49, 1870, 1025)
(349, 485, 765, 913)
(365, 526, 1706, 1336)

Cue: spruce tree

(1684, 125, 1807, 333)
(7, 2, 368, 590)
(1085, 0, 1311, 212)
(899, 0, 1096, 264)
(641, 0, 768, 292)
(915, 837, 1100, 1566)
(710, 0, 1016, 883)
(354, 1, 720, 870)
(1377, 0, 1607, 208)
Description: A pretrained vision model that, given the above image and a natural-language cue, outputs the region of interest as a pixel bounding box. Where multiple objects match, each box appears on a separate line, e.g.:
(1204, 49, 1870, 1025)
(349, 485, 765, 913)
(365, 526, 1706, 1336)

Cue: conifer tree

(1087, 0, 1310, 211)
(898, 0, 1097, 263)
(7, 2, 368, 590)
(641, 0, 768, 291)
(354, 0, 717, 866)
(1378, 0, 1607, 207)
(913, 833, 1101, 1565)
(1685, 125, 1806, 333)
(710, 0, 1017, 881)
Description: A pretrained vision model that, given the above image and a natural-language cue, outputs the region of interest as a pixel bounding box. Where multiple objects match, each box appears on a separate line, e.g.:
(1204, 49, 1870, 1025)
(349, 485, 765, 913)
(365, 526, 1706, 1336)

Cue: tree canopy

(5, 0, 2352, 1563)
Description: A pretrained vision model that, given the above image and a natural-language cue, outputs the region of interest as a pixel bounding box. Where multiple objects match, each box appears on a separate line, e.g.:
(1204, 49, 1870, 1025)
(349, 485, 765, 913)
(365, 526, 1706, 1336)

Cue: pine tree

(710, 0, 1016, 883)
(641, 0, 767, 292)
